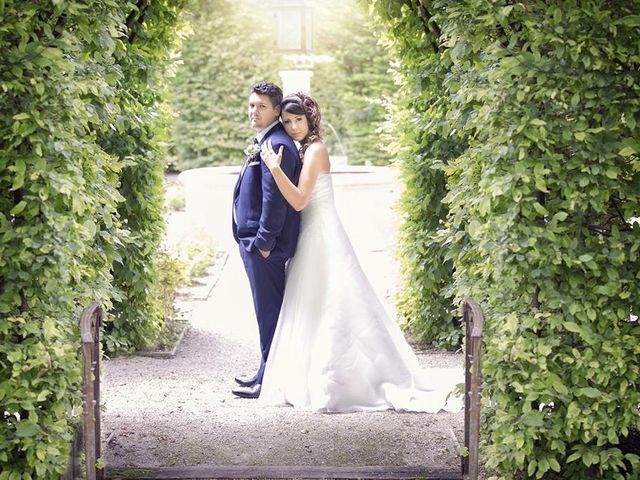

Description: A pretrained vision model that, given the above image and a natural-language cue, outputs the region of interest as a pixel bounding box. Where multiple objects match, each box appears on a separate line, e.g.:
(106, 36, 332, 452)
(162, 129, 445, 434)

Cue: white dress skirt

(260, 173, 462, 413)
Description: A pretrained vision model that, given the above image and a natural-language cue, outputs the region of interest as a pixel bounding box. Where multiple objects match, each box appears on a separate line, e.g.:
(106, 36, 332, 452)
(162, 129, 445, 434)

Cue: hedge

(168, 0, 280, 171)
(371, 4, 462, 348)
(0, 1, 186, 476)
(371, 1, 640, 478)
(102, 0, 187, 353)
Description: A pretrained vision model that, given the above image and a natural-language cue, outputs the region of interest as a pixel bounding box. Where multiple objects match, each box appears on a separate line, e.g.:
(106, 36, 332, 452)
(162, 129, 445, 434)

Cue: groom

(231, 82, 301, 398)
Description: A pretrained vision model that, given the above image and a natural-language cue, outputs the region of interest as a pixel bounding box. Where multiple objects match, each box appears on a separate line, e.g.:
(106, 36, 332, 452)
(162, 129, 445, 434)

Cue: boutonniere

(244, 142, 261, 157)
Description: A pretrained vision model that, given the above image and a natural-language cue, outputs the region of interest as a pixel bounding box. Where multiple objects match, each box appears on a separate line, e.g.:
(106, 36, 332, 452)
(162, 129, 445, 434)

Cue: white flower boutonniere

(244, 142, 261, 158)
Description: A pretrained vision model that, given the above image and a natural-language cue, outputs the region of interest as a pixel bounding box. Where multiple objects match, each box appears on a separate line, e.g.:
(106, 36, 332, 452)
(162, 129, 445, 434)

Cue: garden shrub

(0, 0, 186, 475)
(101, 0, 187, 353)
(371, 1, 640, 478)
(0, 1, 126, 476)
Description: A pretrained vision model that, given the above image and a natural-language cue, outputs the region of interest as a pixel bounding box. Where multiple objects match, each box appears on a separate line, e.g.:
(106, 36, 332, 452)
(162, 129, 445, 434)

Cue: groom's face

(248, 93, 280, 132)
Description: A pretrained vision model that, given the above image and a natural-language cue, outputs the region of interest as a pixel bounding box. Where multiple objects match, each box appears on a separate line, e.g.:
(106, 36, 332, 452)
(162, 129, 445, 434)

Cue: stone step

(107, 464, 462, 480)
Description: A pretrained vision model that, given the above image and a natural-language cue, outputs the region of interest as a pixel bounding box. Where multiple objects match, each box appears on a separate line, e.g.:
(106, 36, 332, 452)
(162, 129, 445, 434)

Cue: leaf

(12, 174, 24, 190)
(564, 322, 581, 333)
(577, 387, 601, 398)
(616, 15, 640, 27)
(36, 390, 50, 402)
(467, 220, 482, 238)
(15, 422, 40, 438)
(551, 377, 569, 395)
(533, 202, 549, 216)
(619, 146, 636, 156)
(10, 201, 27, 216)
(605, 167, 619, 179)
(552, 211, 568, 222)
(521, 413, 544, 427)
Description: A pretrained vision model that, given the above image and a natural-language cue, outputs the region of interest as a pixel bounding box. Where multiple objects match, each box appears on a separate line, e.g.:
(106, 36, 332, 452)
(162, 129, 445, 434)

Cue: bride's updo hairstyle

(281, 92, 323, 158)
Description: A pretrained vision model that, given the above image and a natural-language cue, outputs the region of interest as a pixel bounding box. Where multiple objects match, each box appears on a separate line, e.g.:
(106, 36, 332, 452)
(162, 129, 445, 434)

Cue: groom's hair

(251, 82, 283, 108)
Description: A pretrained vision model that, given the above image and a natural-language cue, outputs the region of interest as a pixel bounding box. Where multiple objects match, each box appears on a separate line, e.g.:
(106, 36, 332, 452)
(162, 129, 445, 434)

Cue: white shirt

(256, 120, 280, 143)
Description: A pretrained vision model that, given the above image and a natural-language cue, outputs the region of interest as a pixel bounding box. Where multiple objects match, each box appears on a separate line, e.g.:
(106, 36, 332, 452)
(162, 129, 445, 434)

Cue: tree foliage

(0, 0, 186, 476)
(371, 1, 640, 478)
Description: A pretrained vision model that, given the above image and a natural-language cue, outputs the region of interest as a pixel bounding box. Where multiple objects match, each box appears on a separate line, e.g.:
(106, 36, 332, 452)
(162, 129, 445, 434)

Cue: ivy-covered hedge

(0, 1, 185, 476)
(372, 1, 640, 478)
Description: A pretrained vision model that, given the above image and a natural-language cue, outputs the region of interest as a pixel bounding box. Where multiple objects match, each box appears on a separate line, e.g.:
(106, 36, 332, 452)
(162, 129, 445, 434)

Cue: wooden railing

(80, 302, 104, 480)
(462, 299, 484, 480)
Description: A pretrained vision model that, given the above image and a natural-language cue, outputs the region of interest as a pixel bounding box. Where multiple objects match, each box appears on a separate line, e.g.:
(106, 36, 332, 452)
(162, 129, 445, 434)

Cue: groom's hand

(259, 249, 271, 258)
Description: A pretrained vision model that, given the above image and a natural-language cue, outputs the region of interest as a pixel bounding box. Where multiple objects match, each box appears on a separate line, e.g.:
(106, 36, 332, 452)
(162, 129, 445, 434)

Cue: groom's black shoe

(234, 374, 258, 387)
(232, 383, 261, 399)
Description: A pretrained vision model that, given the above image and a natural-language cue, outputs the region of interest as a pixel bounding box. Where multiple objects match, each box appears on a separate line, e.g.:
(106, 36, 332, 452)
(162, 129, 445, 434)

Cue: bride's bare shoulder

(306, 141, 328, 156)
(303, 142, 330, 172)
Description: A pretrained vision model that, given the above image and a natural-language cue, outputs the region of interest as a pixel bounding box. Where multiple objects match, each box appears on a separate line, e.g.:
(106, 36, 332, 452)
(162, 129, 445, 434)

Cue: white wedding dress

(260, 173, 462, 413)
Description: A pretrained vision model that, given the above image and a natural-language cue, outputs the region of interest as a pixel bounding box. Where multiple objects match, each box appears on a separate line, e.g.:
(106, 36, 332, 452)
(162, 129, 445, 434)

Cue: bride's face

(282, 111, 309, 142)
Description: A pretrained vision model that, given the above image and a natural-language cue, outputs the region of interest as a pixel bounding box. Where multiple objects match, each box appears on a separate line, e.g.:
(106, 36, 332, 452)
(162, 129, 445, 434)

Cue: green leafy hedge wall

(169, 0, 395, 171)
(312, 0, 395, 166)
(0, 1, 185, 476)
(371, 1, 640, 478)
(371, 5, 462, 348)
(102, 0, 186, 353)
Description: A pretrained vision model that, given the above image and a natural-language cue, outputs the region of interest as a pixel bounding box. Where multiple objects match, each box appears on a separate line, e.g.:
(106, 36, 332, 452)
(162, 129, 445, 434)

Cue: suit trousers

(239, 245, 287, 384)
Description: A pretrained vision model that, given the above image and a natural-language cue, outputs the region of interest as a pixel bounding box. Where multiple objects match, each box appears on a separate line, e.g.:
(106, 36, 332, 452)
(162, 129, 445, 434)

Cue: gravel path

(102, 252, 464, 471)
(101, 168, 465, 472)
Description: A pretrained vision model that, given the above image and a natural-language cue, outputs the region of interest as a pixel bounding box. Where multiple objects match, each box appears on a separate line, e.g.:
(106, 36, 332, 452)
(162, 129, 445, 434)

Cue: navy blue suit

(232, 122, 301, 384)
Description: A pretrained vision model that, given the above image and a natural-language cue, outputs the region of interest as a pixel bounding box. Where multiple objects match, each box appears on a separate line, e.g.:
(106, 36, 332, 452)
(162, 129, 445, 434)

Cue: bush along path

(371, 2, 640, 478)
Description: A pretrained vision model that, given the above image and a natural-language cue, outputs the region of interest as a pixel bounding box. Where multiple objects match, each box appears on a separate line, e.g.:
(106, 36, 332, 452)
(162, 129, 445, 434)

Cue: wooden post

(462, 299, 484, 480)
(80, 302, 104, 480)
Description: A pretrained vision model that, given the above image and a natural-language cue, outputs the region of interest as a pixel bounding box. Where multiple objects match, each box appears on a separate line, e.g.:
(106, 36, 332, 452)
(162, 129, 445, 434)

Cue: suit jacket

(232, 122, 302, 258)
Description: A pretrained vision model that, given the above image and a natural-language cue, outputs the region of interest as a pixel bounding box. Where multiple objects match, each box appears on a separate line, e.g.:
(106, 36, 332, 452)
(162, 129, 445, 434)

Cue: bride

(259, 92, 461, 413)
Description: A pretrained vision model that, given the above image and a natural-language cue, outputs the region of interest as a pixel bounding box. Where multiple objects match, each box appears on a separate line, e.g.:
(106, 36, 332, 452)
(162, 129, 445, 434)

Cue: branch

(588, 224, 633, 236)
(126, 0, 151, 44)
(19, 289, 28, 313)
(610, 195, 628, 225)
(531, 285, 540, 309)
(532, 190, 545, 309)
(417, 0, 442, 40)
(412, 0, 440, 53)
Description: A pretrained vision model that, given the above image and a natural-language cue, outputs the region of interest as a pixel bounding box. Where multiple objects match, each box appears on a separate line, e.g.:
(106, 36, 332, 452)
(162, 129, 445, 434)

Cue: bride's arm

(262, 142, 330, 212)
